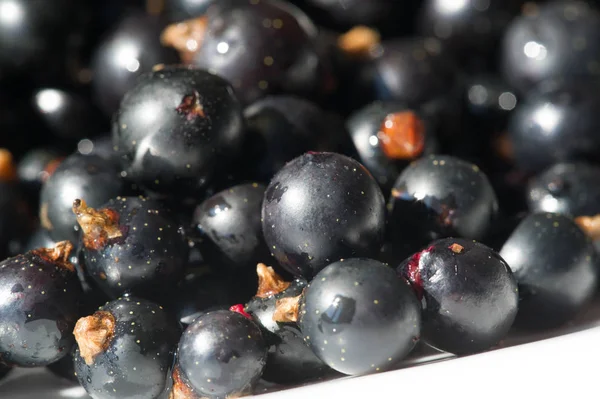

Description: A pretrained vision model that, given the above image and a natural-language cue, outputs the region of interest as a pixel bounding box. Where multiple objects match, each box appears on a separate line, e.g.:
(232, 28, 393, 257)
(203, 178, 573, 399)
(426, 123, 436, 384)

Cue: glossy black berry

(501, 1, 600, 92)
(507, 79, 600, 173)
(399, 238, 518, 355)
(347, 101, 438, 192)
(176, 310, 268, 398)
(500, 213, 599, 329)
(0, 0, 81, 77)
(245, 264, 333, 384)
(187, 0, 324, 105)
(358, 38, 458, 106)
(262, 152, 386, 279)
(168, 265, 250, 327)
(242, 95, 352, 182)
(527, 163, 600, 216)
(299, 258, 421, 375)
(73, 297, 181, 399)
(31, 88, 106, 140)
(389, 155, 499, 250)
(16, 148, 64, 198)
(418, 0, 524, 71)
(114, 66, 244, 196)
(192, 183, 271, 271)
(91, 14, 179, 116)
(0, 241, 82, 367)
(47, 348, 77, 382)
(74, 196, 189, 300)
(39, 153, 129, 243)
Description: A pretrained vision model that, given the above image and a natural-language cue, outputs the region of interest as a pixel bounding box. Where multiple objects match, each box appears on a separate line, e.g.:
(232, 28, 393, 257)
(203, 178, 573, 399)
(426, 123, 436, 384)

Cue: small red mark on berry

(176, 90, 206, 121)
(229, 304, 252, 319)
(404, 246, 434, 300)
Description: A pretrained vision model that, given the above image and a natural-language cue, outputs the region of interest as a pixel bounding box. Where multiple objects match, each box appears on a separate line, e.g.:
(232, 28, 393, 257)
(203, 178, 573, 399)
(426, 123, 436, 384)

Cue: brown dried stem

(74, 311, 116, 366)
(272, 295, 301, 323)
(256, 263, 291, 298)
(31, 241, 76, 272)
(72, 199, 123, 250)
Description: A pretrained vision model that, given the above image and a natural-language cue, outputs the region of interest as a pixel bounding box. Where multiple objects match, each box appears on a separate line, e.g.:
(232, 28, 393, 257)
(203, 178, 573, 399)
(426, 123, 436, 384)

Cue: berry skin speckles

(73, 297, 181, 399)
(262, 152, 386, 279)
(0, 241, 82, 367)
(114, 66, 244, 197)
(175, 310, 268, 399)
(73, 196, 189, 300)
(298, 258, 421, 375)
(399, 238, 518, 355)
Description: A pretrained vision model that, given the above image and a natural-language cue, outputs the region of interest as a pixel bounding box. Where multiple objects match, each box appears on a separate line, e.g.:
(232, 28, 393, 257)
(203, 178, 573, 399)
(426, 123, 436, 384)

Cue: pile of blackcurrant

(1, 0, 600, 398)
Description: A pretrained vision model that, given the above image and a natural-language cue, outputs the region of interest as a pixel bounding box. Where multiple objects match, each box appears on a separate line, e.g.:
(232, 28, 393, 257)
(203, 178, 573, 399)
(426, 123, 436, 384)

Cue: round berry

(262, 152, 386, 279)
(299, 258, 421, 375)
(114, 66, 244, 196)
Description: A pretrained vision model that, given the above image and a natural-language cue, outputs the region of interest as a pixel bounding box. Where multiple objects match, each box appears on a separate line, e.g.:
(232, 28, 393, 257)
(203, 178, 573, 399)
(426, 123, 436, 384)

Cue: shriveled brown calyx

(161, 16, 208, 64)
(378, 111, 426, 160)
(256, 263, 291, 298)
(0, 148, 17, 182)
(72, 199, 123, 251)
(169, 366, 201, 399)
(337, 25, 381, 59)
(74, 311, 116, 366)
(31, 240, 76, 272)
(575, 215, 600, 240)
(272, 294, 302, 323)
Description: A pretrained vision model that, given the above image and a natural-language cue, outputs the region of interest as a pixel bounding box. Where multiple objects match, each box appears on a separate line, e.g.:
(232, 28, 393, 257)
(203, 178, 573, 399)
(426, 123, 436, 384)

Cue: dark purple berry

(192, 183, 271, 271)
(388, 155, 498, 251)
(176, 310, 268, 398)
(242, 95, 352, 182)
(73, 297, 181, 399)
(501, 1, 600, 93)
(399, 238, 518, 355)
(418, 0, 525, 71)
(507, 79, 600, 173)
(298, 258, 421, 375)
(500, 212, 599, 329)
(73, 196, 188, 300)
(0, 241, 82, 367)
(527, 162, 600, 216)
(186, 0, 324, 105)
(39, 153, 129, 243)
(262, 152, 386, 279)
(91, 14, 180, 116)
(347, 101, 438, 191)
(114, 66, 244, 197)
